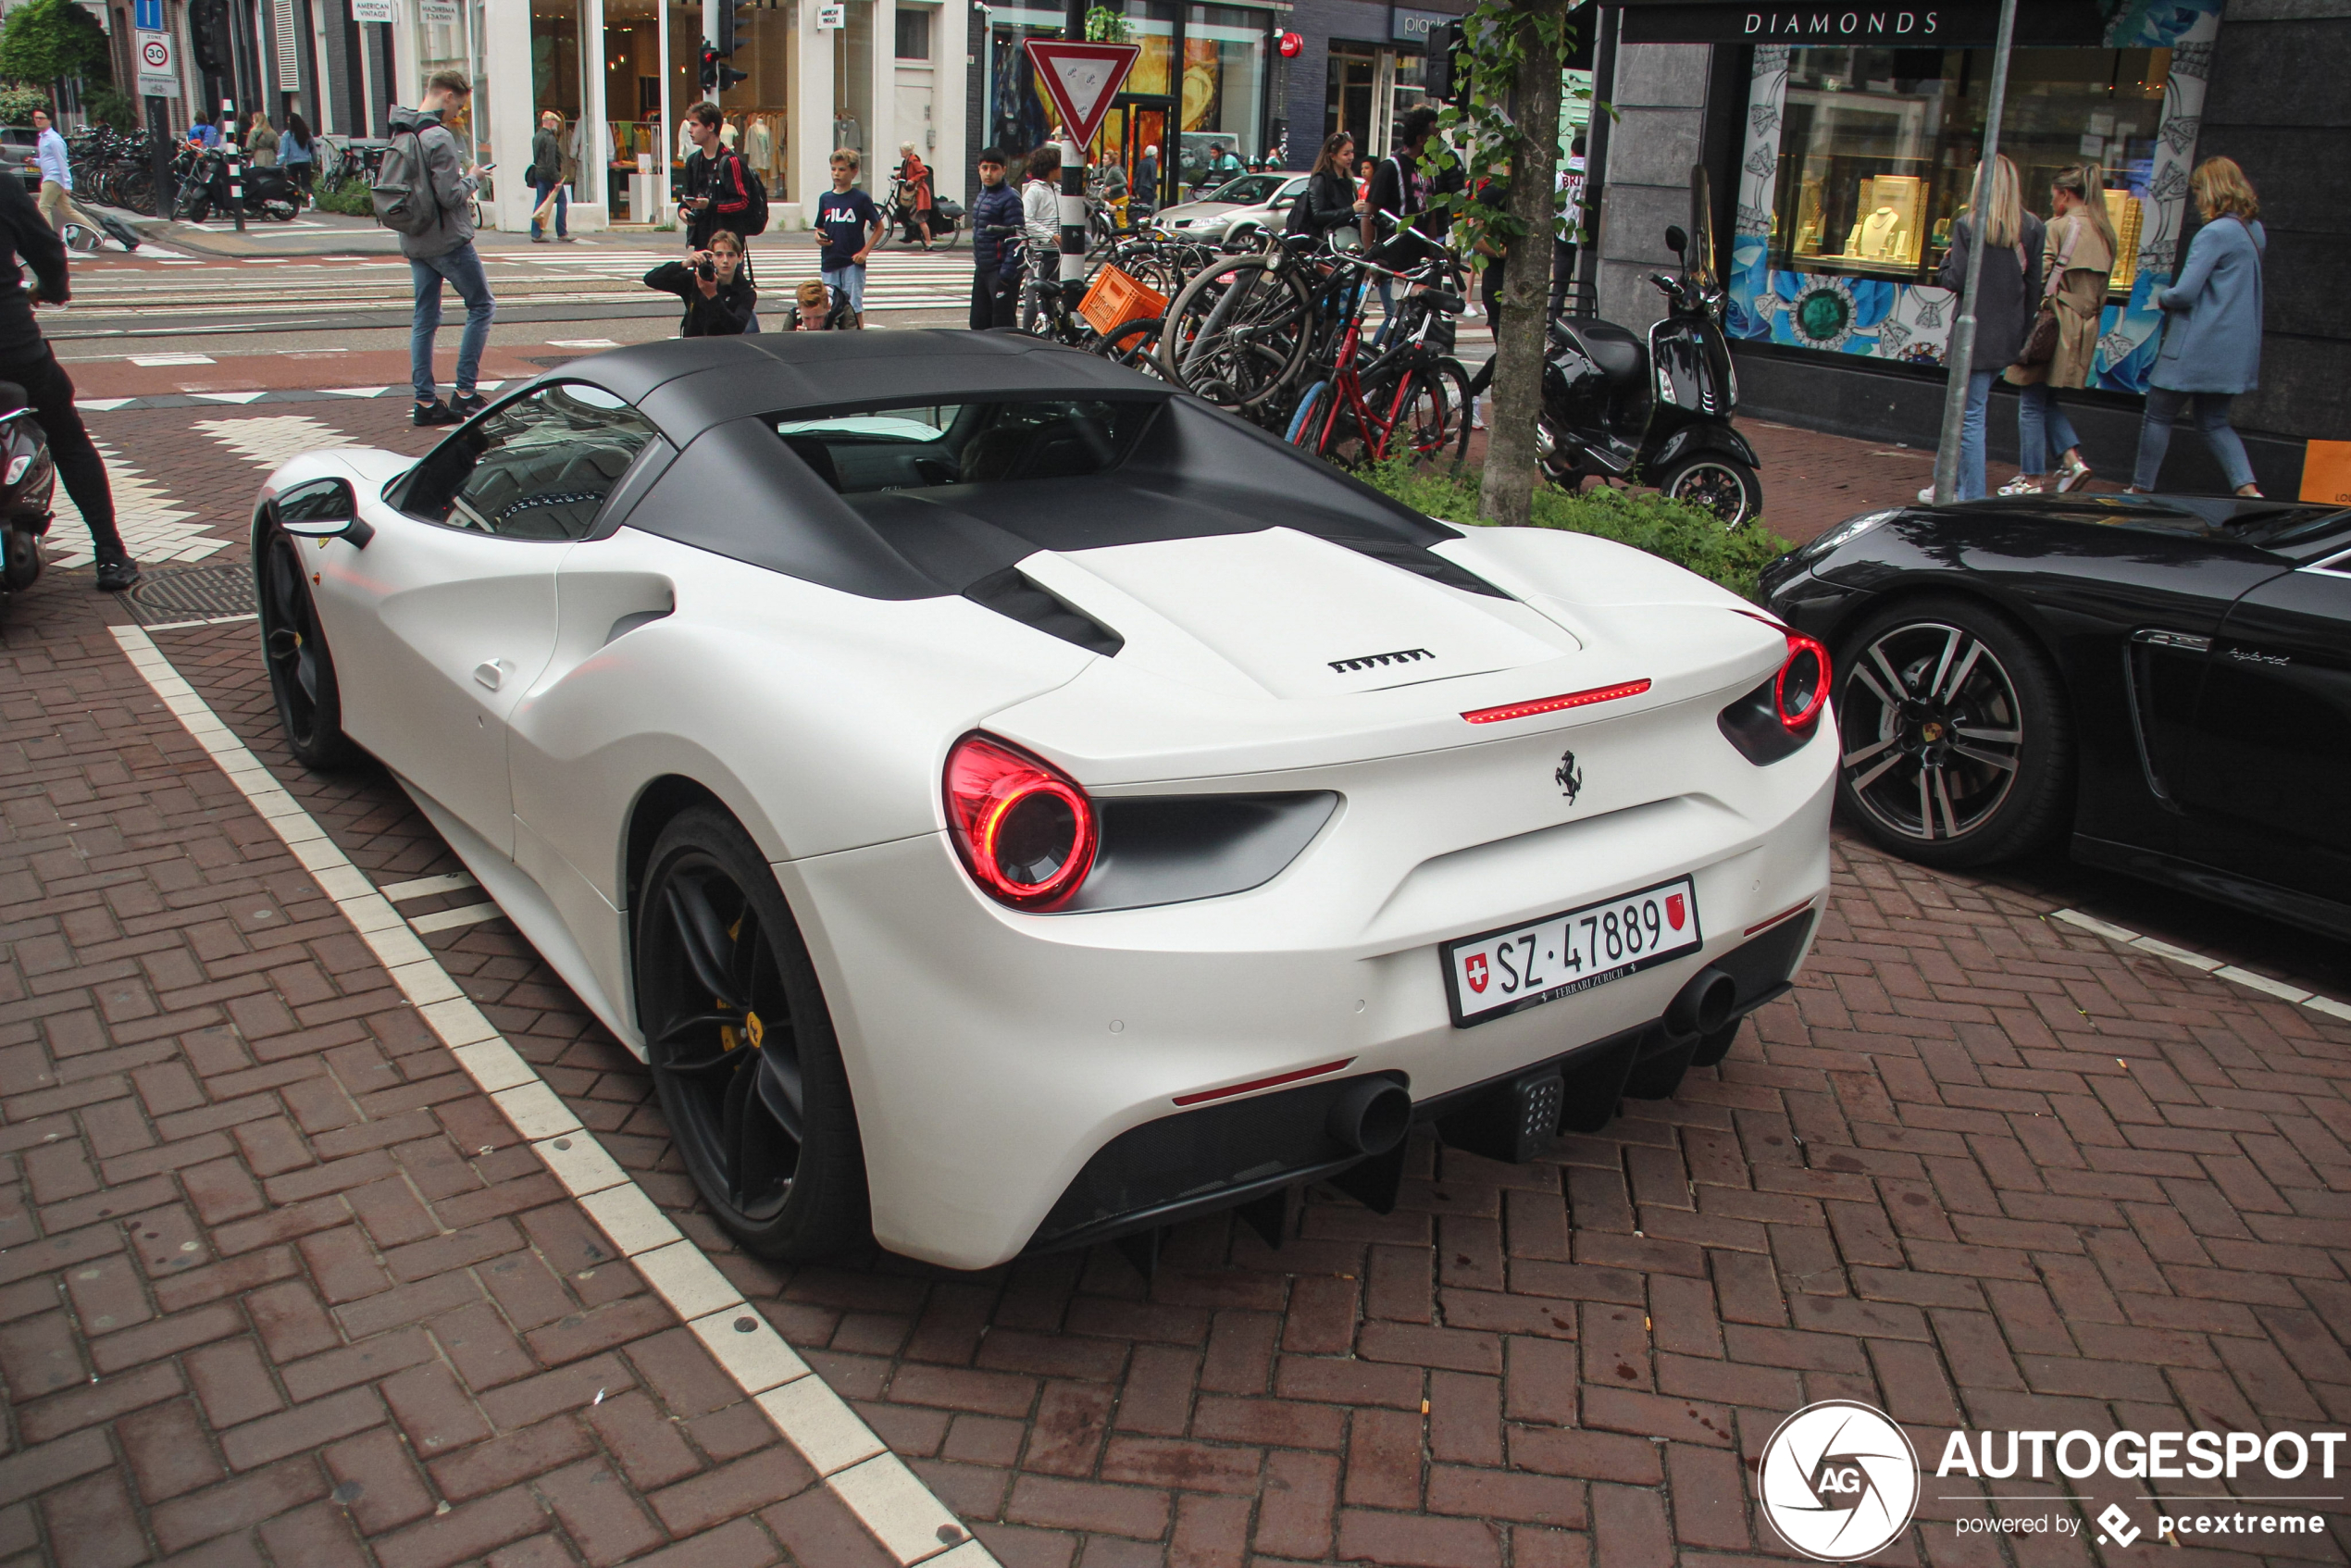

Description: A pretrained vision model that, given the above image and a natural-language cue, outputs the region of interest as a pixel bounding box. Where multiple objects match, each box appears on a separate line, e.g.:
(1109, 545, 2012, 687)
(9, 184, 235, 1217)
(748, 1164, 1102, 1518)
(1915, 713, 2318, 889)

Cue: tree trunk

(1475, 0, 1567, 529)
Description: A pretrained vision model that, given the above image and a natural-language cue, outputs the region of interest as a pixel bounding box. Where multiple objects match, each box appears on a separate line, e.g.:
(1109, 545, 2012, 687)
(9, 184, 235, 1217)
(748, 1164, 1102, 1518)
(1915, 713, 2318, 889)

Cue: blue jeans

(2017, 382, 2083, 477)
(531, 180, 567, 239)
(410, 241, 495, 404)
(1954, 367, 1996, 501)
(2133, 388, 2255, 492)
(822, 263, 865, 315)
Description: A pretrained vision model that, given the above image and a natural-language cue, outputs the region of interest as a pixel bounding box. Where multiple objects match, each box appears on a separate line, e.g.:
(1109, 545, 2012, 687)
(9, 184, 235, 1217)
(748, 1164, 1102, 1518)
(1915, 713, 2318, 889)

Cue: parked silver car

(1151, 172, 1306, 243)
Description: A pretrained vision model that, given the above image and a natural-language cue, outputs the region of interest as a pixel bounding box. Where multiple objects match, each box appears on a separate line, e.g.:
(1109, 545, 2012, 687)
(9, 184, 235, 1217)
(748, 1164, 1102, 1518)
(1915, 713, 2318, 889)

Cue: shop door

(1096, 96, 1174, 218)
(1326, 44, 1375, 147)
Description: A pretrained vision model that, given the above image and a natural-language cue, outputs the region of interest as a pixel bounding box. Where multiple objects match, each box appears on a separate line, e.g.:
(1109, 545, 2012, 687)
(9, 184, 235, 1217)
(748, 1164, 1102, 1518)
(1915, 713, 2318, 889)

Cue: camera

(696, 256, 716, 281)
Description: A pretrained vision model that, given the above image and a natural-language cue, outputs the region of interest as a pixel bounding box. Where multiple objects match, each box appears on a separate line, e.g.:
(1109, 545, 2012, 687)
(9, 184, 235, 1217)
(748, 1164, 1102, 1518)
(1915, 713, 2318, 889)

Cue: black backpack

(731, 153, 770, 237)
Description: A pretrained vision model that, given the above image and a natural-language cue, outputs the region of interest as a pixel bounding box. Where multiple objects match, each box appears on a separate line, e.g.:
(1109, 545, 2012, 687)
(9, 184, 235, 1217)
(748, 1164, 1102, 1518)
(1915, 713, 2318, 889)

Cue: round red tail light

(943, 733, 1099, 911)
(1776, 632, 1830, 732)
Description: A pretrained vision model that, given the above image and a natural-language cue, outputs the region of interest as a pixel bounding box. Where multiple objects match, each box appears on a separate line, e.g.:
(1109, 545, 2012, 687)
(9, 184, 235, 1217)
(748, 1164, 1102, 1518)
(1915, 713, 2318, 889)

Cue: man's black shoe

(93, 556, 139, 592)
(414, 400, 462, 428)
(451, 392, 488, 417)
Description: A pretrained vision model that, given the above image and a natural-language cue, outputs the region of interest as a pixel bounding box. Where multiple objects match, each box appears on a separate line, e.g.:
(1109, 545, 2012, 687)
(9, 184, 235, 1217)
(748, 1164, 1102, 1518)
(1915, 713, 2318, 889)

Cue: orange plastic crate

(1078, 265, 1168, 335)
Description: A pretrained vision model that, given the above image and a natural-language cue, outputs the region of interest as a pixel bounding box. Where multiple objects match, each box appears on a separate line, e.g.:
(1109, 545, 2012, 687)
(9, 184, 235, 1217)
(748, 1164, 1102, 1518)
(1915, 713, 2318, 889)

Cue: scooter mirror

(1664, 224, 1688, 258)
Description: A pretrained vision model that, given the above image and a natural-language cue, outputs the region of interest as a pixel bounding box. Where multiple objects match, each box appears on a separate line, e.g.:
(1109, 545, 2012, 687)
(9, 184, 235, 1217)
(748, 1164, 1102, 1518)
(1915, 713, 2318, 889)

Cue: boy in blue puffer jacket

(968, 148, 1025, 330)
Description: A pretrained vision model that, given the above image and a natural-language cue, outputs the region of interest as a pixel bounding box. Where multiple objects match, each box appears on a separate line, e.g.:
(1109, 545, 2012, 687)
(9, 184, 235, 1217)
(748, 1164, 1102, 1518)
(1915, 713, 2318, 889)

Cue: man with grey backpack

(375, 70, 496, 427)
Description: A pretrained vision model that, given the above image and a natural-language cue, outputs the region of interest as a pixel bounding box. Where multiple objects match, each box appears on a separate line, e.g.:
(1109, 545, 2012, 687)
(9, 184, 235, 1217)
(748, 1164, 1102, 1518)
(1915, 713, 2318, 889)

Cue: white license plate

(1443, 877, 1703, 1027)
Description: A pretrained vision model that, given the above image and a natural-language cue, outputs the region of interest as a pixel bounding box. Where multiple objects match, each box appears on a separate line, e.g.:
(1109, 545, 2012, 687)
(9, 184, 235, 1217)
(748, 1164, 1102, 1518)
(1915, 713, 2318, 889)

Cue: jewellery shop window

(1767, 46, 2170, 297)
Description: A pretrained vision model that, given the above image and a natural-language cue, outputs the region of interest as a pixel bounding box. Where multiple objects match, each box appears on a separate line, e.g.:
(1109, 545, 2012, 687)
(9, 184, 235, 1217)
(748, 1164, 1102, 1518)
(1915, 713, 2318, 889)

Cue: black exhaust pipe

(1326, 1078, 1412, 1156)
(1666, 966, 1738, 1040)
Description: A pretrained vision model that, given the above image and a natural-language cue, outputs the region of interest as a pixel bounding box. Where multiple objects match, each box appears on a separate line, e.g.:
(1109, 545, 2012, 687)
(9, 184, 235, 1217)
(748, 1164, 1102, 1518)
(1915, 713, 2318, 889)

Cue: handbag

(2017, 304, 2059, 367)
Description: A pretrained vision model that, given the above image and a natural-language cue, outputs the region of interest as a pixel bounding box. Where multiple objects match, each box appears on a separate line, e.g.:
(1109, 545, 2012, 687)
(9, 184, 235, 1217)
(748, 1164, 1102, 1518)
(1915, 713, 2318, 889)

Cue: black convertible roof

(564, 331, 1164, 440)
(573, 333, 1479, 603)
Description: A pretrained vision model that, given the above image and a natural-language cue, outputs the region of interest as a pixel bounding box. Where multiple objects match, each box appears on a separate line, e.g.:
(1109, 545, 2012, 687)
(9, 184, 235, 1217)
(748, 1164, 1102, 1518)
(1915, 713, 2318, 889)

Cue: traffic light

(715, 0, 752, 56)
(188, 0, 233, 74)
(1425, 20, 1468, 107)
(698, 44, 747, 93)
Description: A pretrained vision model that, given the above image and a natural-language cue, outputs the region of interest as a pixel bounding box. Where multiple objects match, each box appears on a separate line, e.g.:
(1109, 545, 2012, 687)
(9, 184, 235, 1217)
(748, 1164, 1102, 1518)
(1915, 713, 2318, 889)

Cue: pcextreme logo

(1758, 1400, 1920, 1561)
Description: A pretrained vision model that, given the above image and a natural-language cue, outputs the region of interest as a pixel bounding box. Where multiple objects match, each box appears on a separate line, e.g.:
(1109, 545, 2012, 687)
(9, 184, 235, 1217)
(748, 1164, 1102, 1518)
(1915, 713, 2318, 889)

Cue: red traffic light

(1277, 30, 1303, 56)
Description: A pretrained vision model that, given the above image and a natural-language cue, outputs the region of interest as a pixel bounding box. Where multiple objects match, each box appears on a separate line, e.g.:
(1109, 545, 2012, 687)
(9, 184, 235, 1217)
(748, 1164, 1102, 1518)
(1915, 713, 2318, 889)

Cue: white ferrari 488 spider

(253, 333, 1833, 1270)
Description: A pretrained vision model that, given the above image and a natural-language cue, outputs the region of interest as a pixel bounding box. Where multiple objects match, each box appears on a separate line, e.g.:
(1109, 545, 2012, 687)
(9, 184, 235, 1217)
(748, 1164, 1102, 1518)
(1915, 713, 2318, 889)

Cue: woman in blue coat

(2130, 158, 2266, 496)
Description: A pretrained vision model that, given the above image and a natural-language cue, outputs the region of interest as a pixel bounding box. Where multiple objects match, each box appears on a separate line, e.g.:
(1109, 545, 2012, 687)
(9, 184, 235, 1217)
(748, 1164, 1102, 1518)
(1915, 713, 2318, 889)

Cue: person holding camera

(642, 230, 757, 335)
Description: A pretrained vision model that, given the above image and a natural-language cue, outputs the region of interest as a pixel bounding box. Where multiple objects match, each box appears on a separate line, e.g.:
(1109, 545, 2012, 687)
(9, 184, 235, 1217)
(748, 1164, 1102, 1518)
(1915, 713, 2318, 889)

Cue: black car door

(2176, 545, 2351, 903)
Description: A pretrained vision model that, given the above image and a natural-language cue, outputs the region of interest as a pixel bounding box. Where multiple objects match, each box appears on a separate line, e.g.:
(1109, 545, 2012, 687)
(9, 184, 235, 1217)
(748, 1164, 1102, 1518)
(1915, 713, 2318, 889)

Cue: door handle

(473, 659, 506, 691)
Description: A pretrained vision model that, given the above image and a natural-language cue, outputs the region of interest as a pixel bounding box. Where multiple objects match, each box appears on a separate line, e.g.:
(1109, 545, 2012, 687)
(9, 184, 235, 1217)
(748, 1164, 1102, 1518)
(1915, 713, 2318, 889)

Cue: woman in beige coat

(2005, 165, 2115, 493)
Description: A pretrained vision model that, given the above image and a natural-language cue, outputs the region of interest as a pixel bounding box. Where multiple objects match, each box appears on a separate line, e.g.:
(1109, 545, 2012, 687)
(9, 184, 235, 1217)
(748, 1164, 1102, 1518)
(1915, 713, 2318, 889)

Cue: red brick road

(1, 399, 2346, 1566)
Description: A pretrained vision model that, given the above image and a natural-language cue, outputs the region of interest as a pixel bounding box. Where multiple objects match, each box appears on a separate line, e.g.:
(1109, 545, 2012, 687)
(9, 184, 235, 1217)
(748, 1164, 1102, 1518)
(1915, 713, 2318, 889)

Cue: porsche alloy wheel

(637, 806, 869, 1259)
(257, 525, 358, 769)
(1834, 599, 2070, 867)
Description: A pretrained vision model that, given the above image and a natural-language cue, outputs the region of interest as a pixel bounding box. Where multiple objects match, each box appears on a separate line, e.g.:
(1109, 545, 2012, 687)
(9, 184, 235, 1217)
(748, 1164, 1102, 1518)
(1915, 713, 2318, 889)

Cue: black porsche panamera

(1761, 493, 2351, 940)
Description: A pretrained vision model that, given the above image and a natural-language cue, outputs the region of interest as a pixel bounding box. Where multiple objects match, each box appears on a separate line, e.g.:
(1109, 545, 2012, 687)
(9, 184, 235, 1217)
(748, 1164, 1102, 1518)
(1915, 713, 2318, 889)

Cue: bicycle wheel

(1406, 359, 1474, 462)
(1286, 380, 1330, 448)
(1155, 255, 1315, 413)
(1094, 316, 1166, 379)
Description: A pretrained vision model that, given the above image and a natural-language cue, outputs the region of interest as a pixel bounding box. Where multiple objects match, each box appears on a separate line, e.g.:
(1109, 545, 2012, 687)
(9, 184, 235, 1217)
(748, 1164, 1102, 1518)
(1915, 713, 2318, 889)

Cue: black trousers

(971, 268, 1018, 330)
(4, 342, 118, 562)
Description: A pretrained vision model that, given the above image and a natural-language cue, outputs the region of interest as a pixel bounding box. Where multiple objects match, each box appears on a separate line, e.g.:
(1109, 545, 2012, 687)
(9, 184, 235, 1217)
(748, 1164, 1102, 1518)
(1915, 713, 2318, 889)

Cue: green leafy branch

(1411, 1, 1597, 273)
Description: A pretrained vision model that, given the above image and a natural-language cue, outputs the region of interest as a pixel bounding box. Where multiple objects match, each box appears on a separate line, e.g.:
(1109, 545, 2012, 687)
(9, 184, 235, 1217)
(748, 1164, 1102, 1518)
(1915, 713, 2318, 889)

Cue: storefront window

(1325, 44, 1374, 149)
(1765, 47, 2167, 292)
(1183, 6, 1264, 172)
(720, 0, 791, 203)
(603, 0, 665, 220)
(986, 6, 1062, 158)
(1728, 1, 2222, 392)
(526, 0, 581, 192)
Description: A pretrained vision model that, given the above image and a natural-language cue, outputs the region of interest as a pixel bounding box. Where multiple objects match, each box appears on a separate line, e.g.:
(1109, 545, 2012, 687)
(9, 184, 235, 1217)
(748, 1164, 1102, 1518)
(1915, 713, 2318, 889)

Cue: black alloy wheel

(1657, 454, 1762, 528)
(256, 525, 358, 769)
(636, 806, 869, 1259)
(1833, 597, 2071, 868)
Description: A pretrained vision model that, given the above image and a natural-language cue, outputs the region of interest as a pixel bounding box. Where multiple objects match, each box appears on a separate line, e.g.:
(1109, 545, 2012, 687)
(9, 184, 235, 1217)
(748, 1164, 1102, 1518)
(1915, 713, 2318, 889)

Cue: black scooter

(1539, 167, 1761, 527)
(171, 146, 302, 224)
(0, 381, 58, 618)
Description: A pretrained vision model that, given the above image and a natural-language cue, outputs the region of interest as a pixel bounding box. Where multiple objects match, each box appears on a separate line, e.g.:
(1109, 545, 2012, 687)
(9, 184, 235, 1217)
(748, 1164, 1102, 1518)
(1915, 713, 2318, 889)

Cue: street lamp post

(1930, 0, 2019, 504)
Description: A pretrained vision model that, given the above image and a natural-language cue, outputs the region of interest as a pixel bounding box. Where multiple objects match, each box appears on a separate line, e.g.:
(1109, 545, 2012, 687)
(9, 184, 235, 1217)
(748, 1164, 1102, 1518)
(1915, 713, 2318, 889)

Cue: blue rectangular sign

(134, 0, 163, 30)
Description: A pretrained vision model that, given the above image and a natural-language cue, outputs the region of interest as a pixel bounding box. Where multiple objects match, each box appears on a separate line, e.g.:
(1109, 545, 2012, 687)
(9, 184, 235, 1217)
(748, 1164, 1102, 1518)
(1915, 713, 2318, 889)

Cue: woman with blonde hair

(2130, 156, 2266, 496)
(896, 140, 937, 249)
(1927, 155, 2043, 502)
(2004, 164, 2116, 493)
(246, 111, 279, 167)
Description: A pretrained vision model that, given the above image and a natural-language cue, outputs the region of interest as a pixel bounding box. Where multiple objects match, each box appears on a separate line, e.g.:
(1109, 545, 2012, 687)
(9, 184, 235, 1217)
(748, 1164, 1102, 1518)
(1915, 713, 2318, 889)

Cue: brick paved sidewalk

(3, 399, 2348, 1567)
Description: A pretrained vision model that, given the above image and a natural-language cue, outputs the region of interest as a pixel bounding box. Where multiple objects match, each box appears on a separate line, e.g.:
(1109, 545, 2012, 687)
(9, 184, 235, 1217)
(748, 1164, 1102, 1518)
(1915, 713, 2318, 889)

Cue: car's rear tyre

(636, 805, 870, 1260)
(1656, 453, 1761, 528)
(256, 524, 359, 770)
(1833, 595, 2070, 868)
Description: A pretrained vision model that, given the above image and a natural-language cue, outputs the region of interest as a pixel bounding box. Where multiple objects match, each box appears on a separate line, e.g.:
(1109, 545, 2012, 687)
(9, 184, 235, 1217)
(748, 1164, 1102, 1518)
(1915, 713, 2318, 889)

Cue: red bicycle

(1285, 255, 1472, 467)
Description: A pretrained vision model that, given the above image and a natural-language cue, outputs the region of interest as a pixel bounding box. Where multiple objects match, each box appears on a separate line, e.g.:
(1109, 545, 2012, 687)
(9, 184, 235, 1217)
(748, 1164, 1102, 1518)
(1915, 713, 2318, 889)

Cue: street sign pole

(224, 95, 244, 232)
(1021, 37, 1141, 304)
(146, 95, 170, 215)
(1059, 0, 1087, 303)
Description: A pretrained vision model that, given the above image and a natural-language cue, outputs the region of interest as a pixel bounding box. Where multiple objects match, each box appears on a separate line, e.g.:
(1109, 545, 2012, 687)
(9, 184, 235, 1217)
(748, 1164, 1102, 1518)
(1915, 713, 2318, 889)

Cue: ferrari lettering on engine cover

(1328, 646, 1435, 673)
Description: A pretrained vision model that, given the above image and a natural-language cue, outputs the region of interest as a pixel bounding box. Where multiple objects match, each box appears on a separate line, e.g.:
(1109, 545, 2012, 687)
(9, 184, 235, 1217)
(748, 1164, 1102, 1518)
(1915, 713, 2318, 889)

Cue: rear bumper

(777, 739, 1831, 1270)
(1026, 909, 1816, 1257)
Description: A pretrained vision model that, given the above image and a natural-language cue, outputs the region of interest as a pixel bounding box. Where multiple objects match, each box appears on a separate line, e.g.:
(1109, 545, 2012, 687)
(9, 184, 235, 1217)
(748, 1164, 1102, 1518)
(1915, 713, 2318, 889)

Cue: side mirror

(274, 479, 374, 549)
(1665, 223, 1688, 258)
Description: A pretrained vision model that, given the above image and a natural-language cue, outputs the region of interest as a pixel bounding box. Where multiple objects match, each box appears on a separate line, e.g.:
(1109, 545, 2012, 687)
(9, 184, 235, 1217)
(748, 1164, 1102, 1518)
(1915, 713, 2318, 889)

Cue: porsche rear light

(943, 733, 1099, 911)
(1776, 632, 1830, 732)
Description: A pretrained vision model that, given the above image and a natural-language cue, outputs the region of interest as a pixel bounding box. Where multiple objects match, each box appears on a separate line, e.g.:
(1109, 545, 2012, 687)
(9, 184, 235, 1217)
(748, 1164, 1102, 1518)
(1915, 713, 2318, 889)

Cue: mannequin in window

(1851, 205, 1900, 260)
(744, 115, 775, 180)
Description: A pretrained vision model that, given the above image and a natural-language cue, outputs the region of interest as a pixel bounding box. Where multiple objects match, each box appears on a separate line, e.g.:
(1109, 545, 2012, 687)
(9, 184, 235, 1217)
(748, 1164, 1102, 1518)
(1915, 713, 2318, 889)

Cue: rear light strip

(1461, 678, 1651, 726)
(1174, 1057, 1356, 1107)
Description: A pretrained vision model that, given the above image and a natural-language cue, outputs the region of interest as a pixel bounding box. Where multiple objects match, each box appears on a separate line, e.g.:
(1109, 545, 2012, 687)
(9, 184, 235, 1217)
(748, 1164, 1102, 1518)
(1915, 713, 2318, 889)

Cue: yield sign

(1022, 40, 1142, 149)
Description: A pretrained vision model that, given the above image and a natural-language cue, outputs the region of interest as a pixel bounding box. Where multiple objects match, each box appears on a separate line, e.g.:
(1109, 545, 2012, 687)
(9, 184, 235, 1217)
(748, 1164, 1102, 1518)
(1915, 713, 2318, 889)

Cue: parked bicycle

(1286, 274, 1472, 467)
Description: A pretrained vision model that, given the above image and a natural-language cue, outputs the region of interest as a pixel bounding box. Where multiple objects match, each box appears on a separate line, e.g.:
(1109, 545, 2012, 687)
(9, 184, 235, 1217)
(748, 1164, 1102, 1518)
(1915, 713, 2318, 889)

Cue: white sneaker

(1917, 486, 1936, 504)
(1998, 475, 2044, 496)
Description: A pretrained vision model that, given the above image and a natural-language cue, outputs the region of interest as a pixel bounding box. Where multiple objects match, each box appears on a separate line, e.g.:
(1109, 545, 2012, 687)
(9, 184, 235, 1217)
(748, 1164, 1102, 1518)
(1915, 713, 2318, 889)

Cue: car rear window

(771, 398, 1160, 493)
